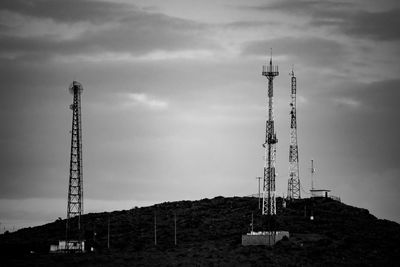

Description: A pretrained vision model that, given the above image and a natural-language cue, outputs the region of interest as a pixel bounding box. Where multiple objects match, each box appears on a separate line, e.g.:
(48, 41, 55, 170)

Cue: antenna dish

(69, 81, 83, 94)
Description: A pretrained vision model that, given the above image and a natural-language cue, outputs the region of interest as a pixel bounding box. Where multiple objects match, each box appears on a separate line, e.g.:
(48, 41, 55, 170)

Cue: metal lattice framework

(287, 70, 301, 199)
(66, 81, 84, 243)
(261, 57, 279, 215)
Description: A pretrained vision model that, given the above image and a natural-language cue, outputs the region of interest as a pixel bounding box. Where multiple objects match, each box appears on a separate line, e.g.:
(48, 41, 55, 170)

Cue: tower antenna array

(66, 81, 84, 249)
(287, 69, 301, 199)
(261, 52, 279, 215)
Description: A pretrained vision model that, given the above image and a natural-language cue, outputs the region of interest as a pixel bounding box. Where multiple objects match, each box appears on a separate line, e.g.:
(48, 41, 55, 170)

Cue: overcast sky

(1, 0, 400, 231)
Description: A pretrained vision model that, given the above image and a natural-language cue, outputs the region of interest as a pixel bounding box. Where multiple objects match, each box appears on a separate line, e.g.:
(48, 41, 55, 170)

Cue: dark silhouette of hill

(1, 196, 399, 266)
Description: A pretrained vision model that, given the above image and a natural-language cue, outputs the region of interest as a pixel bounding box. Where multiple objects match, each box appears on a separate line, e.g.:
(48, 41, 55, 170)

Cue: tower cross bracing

(261, 57, 279, 216)
(287, 70, 301, 199)
(66, 81, 84, 246)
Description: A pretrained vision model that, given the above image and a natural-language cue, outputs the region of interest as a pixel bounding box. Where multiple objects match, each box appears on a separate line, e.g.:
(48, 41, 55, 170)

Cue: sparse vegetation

(1, 197, 399, 266)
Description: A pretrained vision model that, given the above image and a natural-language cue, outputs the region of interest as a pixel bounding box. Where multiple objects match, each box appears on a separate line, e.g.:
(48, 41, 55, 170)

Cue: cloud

(333, 97, 361, 108)
(223, 20, 269, 29)
(53, 49, 217, 63)
(0, 0, 135, 23)
(244, 0, 400, 41)
(134, 50, 216, 61)
(0, 1, 218, 61)
(127, 93, 168, 110)
(322, 79, 400, 171)
(1, 0, 399, 227)
(312, 8, 400, 41)
(242, 36, 347, 68)
(329, 79, 400, 113)
(245, 0, 350, 12)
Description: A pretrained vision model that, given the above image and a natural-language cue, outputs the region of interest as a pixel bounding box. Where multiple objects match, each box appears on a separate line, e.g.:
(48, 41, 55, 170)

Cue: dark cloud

(242, 37, 347, 68)
(0, 1, 217, 60)
(324, 79, 400, 171)
(252, 0, 351, 13)
(245, 0, 400, 41)
(223, 20, 269, 29)
(0, 0, 134, 23)
(330, 79, 400, 113)
(1, 0, 399, 227)
(294, 78, 400, 222)
(328, 9, 400, 41)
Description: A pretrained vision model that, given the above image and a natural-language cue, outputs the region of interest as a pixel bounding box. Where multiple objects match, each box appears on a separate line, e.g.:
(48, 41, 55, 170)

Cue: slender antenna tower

(287, 69, 301, 199)
(261, 51, 279, 215)
(66, 81, 84, 247)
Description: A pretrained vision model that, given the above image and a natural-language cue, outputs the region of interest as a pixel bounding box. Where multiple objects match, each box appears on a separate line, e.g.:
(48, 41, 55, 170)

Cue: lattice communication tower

(66, 81, 84, 244)
(287, 69, 301, 199)
(261, 56, 279, 215)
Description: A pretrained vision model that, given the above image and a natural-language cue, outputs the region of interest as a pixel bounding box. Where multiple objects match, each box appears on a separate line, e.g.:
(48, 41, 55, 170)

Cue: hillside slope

(1, 196, 400, 266)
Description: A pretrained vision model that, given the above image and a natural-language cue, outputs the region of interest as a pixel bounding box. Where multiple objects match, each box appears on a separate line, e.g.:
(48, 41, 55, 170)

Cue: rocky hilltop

(1, 196, 399, 266)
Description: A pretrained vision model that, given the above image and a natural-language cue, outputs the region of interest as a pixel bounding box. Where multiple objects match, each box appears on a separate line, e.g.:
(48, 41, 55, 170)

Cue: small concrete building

(49, 240, 85, 253)
(310, 189, 330, 198)
(242, 231, 289, 246)
(49, 244, 58, 252)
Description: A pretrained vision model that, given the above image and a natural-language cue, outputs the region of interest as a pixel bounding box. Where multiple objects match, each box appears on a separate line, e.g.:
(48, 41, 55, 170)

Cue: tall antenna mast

(261, 50, 279, 215)
(66, 81, 84, 248)
(287, 68, 301, 199)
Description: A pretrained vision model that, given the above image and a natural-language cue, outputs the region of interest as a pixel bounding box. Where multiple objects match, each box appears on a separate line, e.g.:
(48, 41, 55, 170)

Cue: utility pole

(93, 223, 96, 246)
(251, 212, 254, 233)
(174, 212, 177, 246)
(154, 212, 157, 246)
(256, 177, 262, 209)
(107, 215, 110, 249)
